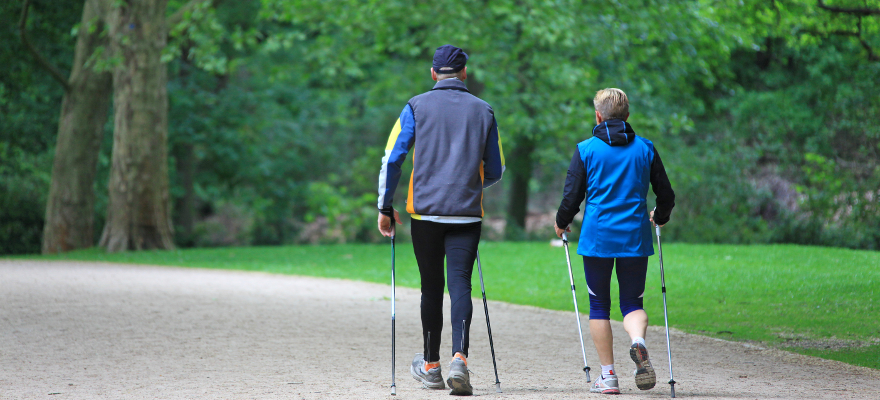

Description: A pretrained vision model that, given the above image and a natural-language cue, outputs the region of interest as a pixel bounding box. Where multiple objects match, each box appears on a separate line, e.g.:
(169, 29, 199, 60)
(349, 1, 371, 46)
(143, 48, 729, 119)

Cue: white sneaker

(630, 343, 656, 390)
(590, 374, 620, 394)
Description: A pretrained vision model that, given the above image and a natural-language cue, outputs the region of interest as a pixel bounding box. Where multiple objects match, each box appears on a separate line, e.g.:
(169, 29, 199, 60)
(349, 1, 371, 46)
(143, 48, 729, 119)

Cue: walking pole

(654, 225, 676, 398)
(390, 217, 397, 395)
(561, 232, 592, 382)
(476, 251, 502, 393)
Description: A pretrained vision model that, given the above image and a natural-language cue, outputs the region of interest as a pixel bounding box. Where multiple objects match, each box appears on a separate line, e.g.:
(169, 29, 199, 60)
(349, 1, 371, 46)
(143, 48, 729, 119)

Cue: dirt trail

(1, 260, 878, 399)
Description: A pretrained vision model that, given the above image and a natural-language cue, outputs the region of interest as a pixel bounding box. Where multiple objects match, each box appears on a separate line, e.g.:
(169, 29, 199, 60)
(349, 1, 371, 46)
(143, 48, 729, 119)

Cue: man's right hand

(378, 209, 402, 237)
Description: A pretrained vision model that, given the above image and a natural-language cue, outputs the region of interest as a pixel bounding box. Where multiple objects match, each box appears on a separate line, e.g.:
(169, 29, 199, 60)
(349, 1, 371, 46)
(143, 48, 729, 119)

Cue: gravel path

(1, 260, 878, 399)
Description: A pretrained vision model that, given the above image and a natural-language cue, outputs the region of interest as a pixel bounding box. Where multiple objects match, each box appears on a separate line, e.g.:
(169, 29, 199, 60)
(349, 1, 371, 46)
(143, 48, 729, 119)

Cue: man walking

(377, 44, 505, 396)
(554, 88, 675, 394)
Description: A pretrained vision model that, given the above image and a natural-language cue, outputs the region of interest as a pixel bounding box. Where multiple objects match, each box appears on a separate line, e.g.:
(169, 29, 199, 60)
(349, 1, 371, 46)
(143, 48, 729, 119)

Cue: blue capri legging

(583, 256, 649, 320)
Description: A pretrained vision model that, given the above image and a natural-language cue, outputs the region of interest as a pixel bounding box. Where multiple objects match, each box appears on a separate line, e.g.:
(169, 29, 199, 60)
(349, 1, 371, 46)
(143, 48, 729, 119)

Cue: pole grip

(390, 214, 396, 239)
(562, 232, 568, 243)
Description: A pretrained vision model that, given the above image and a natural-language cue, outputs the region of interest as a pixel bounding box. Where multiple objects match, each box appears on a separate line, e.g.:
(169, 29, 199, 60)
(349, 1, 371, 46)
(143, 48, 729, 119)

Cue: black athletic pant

(411, 219, 481, 362)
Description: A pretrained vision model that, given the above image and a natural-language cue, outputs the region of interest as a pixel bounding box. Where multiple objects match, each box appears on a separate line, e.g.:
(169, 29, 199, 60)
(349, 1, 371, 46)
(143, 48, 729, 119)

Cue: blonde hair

(593, 88, 629, 120)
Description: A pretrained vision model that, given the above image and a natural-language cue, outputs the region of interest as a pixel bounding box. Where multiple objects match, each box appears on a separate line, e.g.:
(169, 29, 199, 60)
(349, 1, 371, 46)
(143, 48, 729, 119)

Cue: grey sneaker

(411, 353, 445, 389)
(446, 356, 473, 396)
(630, 343, 657, 390)
(590, 374, 620, 394)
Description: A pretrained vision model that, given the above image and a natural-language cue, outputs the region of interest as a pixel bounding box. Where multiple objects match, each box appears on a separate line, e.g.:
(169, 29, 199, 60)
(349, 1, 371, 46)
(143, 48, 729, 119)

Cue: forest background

(2, 0, 878, 254)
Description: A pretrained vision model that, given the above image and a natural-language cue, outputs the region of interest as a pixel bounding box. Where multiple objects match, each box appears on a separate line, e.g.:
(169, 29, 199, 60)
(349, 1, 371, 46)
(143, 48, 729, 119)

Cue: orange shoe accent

(424, 362, 440, 372)
(453, 352, 467, 366)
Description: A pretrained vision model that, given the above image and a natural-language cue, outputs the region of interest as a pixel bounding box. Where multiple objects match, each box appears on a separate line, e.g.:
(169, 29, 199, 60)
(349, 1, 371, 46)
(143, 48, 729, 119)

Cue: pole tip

(391, 386, 396, 396)
(495, 383, 502, 393)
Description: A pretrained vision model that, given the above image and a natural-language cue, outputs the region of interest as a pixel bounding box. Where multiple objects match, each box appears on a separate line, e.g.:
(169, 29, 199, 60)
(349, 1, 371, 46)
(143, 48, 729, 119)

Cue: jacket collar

(592, 119, 636, 146)
(431, 78, 470, 92)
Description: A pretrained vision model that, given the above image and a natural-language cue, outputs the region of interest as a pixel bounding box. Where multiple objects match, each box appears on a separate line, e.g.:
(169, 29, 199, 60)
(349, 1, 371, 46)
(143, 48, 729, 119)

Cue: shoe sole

(630, 345, 657, 390)
(590, 387, 621, 394)
(410, 365, 445, 389)
(446, 372, 473, 396)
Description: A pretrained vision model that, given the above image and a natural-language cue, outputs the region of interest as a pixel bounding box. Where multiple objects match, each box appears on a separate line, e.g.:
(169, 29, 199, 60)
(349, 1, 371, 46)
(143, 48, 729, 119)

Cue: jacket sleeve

(556, 147, 587, 228)
(482, 116, 505, 188)
(377, 104, 416, 216)
(650, 147, 675, 225)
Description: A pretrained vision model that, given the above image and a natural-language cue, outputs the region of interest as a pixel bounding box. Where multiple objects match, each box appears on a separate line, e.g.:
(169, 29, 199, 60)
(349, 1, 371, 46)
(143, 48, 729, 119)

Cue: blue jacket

(556, 119, 675, 257)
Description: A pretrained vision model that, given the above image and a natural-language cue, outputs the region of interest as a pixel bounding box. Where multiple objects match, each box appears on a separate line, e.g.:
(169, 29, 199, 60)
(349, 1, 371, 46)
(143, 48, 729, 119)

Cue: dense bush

(0, 148, 50, 254)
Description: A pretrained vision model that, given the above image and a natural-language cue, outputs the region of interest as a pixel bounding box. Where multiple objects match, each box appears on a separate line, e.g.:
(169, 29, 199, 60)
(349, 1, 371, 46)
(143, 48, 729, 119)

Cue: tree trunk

(174, 142, 196, 245)
(173, 55, 196, 246)
(42, 0, 113, 254)
(99, 0, 174, 252)
(506, 137, 535, 231)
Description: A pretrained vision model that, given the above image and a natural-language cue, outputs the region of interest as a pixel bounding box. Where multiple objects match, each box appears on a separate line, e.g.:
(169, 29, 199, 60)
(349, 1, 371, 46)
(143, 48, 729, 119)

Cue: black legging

(411, 219, 481, 362)
(583, 256, 649, 319)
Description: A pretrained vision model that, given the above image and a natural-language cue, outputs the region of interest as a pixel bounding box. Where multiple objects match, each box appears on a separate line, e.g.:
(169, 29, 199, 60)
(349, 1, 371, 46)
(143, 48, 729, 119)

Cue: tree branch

(809, 5, 880, 62)
(817, 0, 880, 16)
(855, 16, 879, 61)
(19, 0, 70, 91)
(804, 28, 859, 36)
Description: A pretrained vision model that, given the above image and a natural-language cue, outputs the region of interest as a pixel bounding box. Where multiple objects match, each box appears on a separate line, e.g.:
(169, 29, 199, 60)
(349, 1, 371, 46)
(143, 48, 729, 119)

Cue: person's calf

(589, 319, 615, 366)
(622, 309, 648, 342)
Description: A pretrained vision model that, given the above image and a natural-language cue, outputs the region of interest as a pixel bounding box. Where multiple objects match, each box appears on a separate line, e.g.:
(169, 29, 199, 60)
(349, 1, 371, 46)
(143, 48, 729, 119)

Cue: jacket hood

(591, 119, 635, 146)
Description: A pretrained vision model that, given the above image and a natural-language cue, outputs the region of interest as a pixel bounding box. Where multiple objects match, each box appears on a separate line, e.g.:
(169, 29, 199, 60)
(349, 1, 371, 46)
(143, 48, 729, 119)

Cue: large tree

(34, 0, 221, 253)
(23, 0, 113, 254)
(98, 0, 175, 251)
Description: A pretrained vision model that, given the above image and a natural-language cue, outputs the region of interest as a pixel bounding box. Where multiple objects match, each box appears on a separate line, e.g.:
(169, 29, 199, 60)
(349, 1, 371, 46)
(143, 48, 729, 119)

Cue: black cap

(432, 44, 468, 73)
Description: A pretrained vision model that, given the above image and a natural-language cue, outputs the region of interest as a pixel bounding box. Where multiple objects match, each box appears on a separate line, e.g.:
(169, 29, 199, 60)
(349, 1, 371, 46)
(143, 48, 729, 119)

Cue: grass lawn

(15, 240, 880, 369)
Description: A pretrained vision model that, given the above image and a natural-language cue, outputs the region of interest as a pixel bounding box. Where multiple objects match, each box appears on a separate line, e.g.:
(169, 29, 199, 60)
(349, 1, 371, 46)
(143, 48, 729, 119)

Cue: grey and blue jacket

(556, 119, 675, 257)
(378, 78, 505, 220)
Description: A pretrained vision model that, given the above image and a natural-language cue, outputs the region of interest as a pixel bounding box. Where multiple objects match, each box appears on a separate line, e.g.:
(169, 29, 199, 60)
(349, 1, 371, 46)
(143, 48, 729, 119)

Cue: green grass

(13, 241, 880, 369)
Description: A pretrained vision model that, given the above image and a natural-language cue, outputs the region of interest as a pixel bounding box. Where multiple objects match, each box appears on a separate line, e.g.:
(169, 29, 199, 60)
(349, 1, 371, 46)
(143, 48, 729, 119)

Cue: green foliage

(164, 11, 402, 245)
(165, 0, 263, 73)
(2, 0, 879, 253)
(255, 0, 741, 238)
(659, 136, 775, 245)
(799, 153, 843, 217)
(25, 241, 880, 369)
(678, 3, 880, 248)
(0, 0, 76, 153)
(710, 0, 879, 62)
